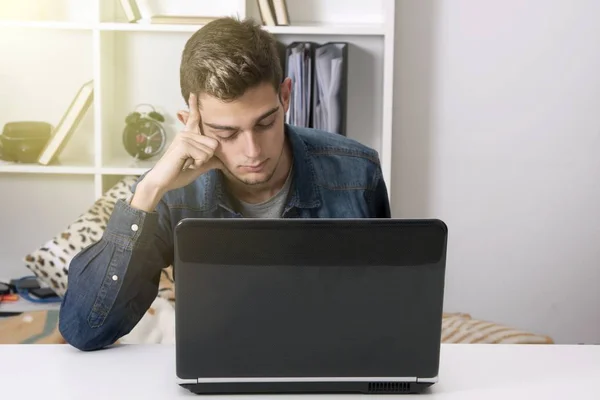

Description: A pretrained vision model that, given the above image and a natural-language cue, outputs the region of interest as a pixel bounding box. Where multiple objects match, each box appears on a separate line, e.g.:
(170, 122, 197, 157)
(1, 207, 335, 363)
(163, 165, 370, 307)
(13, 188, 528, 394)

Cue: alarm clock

(122, 104, 167, 160)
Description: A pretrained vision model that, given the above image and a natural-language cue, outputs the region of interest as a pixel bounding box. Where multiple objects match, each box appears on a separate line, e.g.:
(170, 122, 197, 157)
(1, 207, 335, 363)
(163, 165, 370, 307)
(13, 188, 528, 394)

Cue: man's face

(198, 79, 291, 187)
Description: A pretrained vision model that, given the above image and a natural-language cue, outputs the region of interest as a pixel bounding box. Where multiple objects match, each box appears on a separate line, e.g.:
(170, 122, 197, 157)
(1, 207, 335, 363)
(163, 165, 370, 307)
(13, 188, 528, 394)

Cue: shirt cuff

(104, 198, 160, 249)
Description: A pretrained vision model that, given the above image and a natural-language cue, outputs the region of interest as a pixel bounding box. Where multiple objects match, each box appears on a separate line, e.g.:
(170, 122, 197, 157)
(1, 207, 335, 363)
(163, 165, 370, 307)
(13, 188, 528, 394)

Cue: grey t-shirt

(236, 166, 293, 218)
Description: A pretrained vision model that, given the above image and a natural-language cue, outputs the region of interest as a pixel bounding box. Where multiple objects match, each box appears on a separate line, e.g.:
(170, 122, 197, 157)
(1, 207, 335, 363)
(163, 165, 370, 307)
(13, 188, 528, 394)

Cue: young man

(59, 17, 391, 351)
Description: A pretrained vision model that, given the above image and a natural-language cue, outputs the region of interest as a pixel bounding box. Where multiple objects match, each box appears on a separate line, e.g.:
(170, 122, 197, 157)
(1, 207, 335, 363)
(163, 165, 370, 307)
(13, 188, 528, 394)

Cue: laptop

(173, 218, 448, 395)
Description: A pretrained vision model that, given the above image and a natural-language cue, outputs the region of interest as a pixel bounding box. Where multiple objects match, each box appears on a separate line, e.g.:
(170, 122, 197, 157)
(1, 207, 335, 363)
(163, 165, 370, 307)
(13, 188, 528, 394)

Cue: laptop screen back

(174, 219, 447, 381)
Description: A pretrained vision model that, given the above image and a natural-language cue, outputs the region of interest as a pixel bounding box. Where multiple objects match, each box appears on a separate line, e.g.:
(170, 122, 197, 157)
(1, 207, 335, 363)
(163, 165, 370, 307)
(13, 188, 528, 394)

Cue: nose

(243, 131, 261, 159)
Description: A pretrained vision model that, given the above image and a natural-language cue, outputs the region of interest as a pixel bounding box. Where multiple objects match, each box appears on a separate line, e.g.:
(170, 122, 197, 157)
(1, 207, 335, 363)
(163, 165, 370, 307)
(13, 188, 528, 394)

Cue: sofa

(0, 177, 553, 346)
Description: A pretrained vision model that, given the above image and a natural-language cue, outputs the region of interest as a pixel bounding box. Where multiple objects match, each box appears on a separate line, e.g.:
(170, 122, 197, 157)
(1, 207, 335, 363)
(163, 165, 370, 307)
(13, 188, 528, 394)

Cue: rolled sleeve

(103, 199, 160, 249)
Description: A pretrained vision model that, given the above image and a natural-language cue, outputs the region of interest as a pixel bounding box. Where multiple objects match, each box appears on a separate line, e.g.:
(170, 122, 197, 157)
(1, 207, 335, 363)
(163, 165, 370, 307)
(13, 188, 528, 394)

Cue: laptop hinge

(417, 376, 438, 383)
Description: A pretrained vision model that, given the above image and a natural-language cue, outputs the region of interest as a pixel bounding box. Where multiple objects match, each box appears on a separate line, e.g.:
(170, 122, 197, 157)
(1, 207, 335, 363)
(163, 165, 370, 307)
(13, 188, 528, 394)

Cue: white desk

(1, 343, 598, 399)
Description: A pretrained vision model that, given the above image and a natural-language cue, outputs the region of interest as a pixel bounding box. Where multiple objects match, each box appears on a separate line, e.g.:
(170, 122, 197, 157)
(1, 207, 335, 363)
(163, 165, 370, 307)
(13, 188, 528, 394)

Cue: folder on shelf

(37, 80, 94, 166)
(285, 42, 316, 129)
(312, 42, 348, 136)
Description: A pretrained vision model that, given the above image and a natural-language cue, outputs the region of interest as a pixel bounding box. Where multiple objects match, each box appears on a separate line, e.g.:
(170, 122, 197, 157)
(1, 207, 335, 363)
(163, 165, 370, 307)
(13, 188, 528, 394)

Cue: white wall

(392, 0, 600, 344)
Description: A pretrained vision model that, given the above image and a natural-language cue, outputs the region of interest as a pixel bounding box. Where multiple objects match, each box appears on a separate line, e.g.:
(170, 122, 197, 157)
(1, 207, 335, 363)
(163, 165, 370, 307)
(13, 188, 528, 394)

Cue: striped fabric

(157, 266, 175, 305)
(441, 313, 553, 344)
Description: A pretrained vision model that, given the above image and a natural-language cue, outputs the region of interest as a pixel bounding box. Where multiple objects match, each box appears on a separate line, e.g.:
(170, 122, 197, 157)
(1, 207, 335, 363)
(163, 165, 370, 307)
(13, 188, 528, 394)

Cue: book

(271, 0, 290, 26)
(257, 0, 276, 26)
(119, 0, 141, 22)
(37, 80, 94, 166)
(149, 15, 219, 25)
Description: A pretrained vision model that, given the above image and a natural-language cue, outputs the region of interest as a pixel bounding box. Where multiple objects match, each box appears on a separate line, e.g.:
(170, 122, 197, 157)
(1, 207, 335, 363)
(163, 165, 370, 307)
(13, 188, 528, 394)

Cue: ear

(279, 77, 292, 114)
(177, 110, 189, 126)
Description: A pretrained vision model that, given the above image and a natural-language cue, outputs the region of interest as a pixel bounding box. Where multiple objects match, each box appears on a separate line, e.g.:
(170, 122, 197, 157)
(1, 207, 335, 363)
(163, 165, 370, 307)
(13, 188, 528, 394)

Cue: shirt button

(131, 224, 139, 232)
(112, 275, 118, 281)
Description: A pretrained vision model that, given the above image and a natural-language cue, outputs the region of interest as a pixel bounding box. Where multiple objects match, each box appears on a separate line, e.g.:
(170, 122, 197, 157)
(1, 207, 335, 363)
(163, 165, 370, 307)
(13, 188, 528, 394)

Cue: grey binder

(284, 42, 316, 129)
(312, 42, 348, 136)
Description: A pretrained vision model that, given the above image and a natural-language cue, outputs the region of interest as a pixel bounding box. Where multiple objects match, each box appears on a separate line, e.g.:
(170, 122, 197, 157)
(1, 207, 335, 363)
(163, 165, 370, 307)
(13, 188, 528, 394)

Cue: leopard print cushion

(441, 313, 554, 344)
(158, 265, 175, 305)
(23, 176, 139, 296)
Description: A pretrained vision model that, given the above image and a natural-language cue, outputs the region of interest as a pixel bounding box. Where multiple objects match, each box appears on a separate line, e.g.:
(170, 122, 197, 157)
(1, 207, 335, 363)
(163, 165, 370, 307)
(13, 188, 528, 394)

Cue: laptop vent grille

(367, 382, 411, 393)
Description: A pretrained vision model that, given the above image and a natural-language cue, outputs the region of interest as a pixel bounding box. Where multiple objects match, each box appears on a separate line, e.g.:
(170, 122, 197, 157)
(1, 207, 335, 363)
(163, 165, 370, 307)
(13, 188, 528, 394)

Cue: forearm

(59, 199, 172, 351)
(130, 177, 166, 213)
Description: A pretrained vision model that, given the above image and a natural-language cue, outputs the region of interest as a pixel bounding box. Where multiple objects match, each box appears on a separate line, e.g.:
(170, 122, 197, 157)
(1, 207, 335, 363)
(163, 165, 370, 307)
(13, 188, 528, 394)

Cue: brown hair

(180, 17, 283, 105)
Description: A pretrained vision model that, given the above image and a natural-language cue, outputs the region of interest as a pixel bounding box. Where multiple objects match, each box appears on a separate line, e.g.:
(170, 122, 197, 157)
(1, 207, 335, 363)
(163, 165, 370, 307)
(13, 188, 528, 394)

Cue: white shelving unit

(0, 0, 395, 278)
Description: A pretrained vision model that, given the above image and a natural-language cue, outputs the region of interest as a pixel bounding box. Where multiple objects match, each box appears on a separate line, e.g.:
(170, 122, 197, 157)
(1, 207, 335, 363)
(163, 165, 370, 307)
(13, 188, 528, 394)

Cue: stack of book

(117, 0, 218, 24)
(117, 0, 290, 26)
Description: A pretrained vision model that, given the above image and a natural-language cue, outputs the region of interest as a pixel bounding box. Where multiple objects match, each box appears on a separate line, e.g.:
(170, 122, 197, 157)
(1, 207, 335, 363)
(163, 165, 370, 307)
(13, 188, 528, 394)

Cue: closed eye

(218, 132, 238, 142)
(207, 126, 238, 141)
(256, 119, 276, 130)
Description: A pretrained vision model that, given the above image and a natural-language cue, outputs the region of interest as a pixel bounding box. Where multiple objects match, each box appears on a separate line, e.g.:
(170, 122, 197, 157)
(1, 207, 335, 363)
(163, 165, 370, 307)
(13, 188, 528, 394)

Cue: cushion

(23, 176, 139, 296)
(441, 312, 554, 344)
(158, 265, 175, 304)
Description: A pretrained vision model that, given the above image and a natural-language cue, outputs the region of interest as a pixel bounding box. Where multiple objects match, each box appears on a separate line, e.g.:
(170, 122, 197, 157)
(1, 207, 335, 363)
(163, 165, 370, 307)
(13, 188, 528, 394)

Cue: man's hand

(131, 93, 222, 212)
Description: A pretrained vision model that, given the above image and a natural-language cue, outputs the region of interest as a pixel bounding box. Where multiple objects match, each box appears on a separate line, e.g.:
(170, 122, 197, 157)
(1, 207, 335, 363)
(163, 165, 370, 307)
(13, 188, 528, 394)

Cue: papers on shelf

(285, 41, 348, 135)
(314, 43, 345, 134)
(286, 42, 312, 128)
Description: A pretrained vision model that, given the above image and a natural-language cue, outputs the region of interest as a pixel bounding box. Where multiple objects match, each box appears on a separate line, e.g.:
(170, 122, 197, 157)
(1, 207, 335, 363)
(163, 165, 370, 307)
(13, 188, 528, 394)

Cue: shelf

(0, 20, 384, 36)
(0, 20, 93, 30)
(0, 161, 95, 175)
(98, 22, 385, 36)
(99, 22, 194, 32)
(100, 157, 155, 175)
(266, 23, 385, 36)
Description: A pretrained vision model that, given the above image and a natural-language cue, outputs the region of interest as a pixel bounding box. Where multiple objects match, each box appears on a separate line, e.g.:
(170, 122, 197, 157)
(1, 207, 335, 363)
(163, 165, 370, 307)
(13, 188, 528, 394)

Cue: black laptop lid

(174, 219, 447, 381)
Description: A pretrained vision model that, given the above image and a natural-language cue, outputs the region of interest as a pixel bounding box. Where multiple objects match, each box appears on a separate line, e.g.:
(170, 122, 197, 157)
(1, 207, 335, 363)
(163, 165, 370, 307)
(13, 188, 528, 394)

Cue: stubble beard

(223, 135, 287, 187)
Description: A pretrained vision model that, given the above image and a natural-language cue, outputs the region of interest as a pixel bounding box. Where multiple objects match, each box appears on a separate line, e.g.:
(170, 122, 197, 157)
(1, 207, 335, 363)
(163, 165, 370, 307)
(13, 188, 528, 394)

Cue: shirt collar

(284, 124, 321, 210)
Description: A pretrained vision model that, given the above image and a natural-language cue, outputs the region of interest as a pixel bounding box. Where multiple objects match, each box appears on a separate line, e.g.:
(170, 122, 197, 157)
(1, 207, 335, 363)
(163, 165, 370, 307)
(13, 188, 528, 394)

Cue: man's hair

(180, 17, 283, 105)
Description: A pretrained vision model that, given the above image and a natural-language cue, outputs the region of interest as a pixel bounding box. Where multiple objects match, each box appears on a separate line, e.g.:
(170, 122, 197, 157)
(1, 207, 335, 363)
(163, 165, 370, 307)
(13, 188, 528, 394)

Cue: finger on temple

(185, 92, 201, 133)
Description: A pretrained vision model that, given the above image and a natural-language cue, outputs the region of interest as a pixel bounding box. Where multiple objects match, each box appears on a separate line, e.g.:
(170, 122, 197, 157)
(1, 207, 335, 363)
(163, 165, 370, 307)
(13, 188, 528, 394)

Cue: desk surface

(1, 343, 598, 399)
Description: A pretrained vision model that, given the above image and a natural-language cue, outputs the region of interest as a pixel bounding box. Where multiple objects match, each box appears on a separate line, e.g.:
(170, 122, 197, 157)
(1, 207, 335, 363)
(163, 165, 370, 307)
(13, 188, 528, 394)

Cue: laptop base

(180, 381, 434, 395)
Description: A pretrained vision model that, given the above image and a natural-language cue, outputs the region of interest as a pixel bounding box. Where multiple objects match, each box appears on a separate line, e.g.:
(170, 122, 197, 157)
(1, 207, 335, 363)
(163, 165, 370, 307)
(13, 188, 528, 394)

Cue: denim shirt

(59, 124, 391, 351)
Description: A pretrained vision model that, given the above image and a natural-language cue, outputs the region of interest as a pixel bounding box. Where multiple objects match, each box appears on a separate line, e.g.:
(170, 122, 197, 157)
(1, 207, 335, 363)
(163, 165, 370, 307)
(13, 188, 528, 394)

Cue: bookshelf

(0, 0, 395, 277)
(0, 21, 385, 35)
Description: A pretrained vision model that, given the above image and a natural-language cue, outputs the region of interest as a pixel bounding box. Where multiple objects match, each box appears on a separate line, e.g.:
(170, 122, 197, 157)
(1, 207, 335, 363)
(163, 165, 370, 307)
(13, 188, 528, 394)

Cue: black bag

(0, 121, 52, 163)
